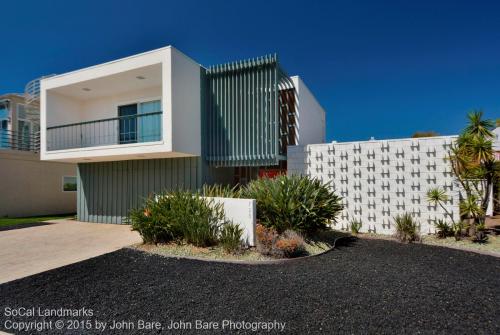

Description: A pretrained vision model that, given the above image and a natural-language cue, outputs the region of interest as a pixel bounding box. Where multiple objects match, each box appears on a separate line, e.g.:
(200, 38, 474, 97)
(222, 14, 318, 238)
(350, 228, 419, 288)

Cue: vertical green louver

(77, 157, 201, 224)
(204, 54, 294, 167)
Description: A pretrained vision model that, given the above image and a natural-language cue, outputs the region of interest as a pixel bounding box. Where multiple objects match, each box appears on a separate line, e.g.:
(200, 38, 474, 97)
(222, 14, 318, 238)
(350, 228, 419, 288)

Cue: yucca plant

(448, 111, 496, 237)
(349, 218, 362, 235)
(394, 213, 420, 243)
(239, 175, 343, 234)
(426, 188, 456, 225)
(219, 222, 244, 253)
(459, 195, 484, 221)
(201, 184, 239, 198)
(434, 219, 453, 239)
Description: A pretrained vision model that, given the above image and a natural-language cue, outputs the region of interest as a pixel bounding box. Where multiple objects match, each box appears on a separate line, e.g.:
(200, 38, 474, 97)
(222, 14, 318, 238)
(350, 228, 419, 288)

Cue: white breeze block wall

(205, 197, 256, 246)
(288, 136, 461, 235)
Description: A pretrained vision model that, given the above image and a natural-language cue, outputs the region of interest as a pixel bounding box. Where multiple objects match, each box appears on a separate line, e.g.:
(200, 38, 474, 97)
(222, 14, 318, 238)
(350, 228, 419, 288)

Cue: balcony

(46, 111, 162, 151)
(0, 129, 40, 152)
(41, 47, 202, 162)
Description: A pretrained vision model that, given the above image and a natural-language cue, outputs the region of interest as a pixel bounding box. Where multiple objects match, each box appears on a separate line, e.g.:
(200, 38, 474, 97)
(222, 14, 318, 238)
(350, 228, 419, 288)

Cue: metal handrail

(47, 111, 163, 129)
(46, 111, 163, 151)
(0, 129, 40, 152)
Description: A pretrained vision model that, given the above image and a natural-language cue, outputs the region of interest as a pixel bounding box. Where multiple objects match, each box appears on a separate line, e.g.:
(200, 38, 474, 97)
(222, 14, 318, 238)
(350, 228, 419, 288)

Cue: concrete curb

(129, 235, 353, 265)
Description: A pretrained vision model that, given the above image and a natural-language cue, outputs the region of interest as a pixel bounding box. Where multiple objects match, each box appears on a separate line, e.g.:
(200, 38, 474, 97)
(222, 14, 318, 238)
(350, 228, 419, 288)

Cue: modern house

(40, 46, 325, 224)
(0, 92, 76, 217)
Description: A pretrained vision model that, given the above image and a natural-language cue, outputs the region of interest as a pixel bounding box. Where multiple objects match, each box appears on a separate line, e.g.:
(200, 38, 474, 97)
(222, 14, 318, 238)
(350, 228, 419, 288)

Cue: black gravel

(1, 239, 499, 334)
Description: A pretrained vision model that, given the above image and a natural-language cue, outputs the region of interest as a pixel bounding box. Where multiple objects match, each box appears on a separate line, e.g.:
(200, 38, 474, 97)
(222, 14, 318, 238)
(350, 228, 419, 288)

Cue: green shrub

(129, 195, 181, 244)
(129, 191, 224, 247)
(201, 184, 238, 198)
(168, 191, 223, 247)
(472, 220, 489, 243)
(219, 222, 244, 253)
(349, 219, 362, 235)
(239, 175, 343, 234)
(394, 213, 420, 243)
(434, 219, 453, 239)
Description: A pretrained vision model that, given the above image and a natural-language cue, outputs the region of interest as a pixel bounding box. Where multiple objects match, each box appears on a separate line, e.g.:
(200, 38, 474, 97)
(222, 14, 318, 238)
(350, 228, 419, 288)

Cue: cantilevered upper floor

(40, 46, 201, 162)
(40, 46, 326, 165)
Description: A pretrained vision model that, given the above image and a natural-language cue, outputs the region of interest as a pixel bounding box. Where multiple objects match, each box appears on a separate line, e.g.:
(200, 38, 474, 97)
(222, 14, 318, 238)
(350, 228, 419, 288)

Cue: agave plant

(394, 213, 420, 243)
(349, 219, 362, 235)
(239, 175, 343, 234)
(434, 219, 453, 239)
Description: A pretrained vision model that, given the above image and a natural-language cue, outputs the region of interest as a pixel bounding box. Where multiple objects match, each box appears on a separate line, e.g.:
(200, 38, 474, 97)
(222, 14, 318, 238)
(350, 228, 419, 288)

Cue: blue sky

(1, 0, 499, 141)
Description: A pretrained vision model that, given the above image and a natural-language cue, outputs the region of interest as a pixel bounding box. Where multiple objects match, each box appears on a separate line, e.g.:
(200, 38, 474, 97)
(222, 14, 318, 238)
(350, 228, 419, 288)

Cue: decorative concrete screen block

(204, 197, 256, 247)
(287, 136, 460, 235)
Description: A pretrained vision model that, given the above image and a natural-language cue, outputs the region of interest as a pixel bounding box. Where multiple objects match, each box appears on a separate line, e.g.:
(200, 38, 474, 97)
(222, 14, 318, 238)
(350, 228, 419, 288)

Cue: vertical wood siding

(77, 157, 201, 224)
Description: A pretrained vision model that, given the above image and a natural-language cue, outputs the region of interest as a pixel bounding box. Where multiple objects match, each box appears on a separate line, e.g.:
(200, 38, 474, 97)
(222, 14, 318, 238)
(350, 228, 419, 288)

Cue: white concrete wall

(170, 48, 202, 156)
(80, 86, 161, 122)
(291, 76, 326, 145)
(41, 46, 202, 163)
(205, 196, 256, 246)
(46, 92, 82, 127)
(288, 136, 461, 235)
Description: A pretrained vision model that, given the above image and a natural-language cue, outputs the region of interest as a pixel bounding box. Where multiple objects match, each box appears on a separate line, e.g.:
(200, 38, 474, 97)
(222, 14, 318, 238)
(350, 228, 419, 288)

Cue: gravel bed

(0, 239, 499, 334)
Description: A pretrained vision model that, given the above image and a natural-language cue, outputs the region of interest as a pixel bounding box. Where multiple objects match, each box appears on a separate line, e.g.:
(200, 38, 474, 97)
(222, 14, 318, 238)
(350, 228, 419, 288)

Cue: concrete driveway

(0, 220, 141, 284)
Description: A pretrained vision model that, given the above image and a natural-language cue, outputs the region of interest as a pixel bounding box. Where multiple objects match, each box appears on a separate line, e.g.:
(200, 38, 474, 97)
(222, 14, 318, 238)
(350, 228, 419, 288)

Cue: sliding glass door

(118, 100, 161, 144)
(118, 104, 138, 144)
(138, 100, 161, 142)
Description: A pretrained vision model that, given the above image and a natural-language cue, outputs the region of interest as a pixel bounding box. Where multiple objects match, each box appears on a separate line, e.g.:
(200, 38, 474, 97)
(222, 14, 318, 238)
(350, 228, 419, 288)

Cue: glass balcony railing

(46, 111, 162, 151)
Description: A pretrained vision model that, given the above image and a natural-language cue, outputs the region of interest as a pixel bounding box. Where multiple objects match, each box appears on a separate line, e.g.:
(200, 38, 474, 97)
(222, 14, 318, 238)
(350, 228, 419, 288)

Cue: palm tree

(426, 188, 456, 225)
(469, 136, 493, 164)
(463, 110, 494, 139)
(451, 111, 495, 215)
(459, 195, 484, 219)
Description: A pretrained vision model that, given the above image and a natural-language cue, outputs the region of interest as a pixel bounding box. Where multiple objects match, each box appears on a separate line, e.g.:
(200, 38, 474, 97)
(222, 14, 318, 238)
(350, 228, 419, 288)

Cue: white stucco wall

(170, 48, 202, 156)
(0, 150, 76, 217)
(40, 46, 202, 163)
(80, 86, 161, 122)
(291, 76, 326, 145)
(46, 91, 82, 127)
(288, 136, 461, 235)
(205, 196, 256, 247)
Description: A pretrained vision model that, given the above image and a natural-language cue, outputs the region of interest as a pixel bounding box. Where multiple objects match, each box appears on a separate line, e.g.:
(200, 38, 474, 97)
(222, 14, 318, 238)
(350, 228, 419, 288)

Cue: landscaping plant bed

(355, 232, 500, 257)
(132, 229, 349, 262)
(421, 234, 500, 256)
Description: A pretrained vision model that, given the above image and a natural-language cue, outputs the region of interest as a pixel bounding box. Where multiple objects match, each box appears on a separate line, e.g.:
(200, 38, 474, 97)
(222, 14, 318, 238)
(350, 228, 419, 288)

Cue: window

(118, 99, 161, 144)
(63, 176, 77, 192)
(0, 102, 9, 119)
